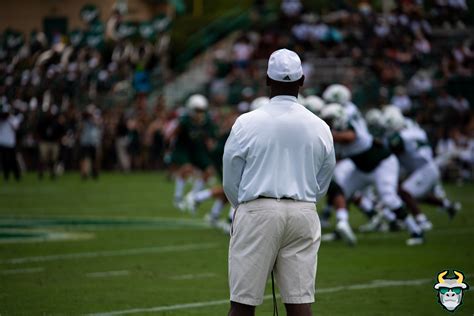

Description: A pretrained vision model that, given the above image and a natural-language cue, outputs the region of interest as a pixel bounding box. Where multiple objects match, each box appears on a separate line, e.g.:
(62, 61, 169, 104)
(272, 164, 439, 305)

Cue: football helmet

(322, 84, 351, 104)
(304, 95, 325, 114)
(383, 105, 405, 132)
(186, 94, 208, 111)
(250, 96, 270, 111)
(320, 103, 349, 130)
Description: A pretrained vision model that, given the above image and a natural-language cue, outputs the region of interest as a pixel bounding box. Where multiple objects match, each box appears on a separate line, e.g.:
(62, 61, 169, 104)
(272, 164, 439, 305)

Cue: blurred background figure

(79, 106, 102, 180)
(115, 111, 131, 172)
(36, 106, 65, 180)
(0, 101, 22, 181)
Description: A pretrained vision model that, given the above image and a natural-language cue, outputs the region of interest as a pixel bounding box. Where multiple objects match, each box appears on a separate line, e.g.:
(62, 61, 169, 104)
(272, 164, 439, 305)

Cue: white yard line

(87, 274, 473, 316)
(0, 243, 218, 265)
(1, 267, 44, 275)
(87, 270, 130, 278)
(169, 272, 217, 280)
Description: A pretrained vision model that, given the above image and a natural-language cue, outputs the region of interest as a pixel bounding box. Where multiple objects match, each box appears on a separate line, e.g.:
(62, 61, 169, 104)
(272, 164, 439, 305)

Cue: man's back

(224, 95, 334, 206)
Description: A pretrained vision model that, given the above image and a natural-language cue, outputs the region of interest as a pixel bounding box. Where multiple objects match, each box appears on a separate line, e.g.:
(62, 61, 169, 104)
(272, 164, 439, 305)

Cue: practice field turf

(0, 173, 473, 315)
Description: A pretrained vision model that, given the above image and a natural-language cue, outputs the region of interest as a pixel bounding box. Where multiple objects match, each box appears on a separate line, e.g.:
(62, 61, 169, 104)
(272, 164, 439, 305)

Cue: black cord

(271, 271, 279, 316)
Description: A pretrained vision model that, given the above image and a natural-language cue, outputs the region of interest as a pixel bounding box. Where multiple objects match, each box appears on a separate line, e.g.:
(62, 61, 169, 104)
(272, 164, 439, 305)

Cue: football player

(320, 103, 424, 246)
(167, 94, 217, 209)
(383, 107, 460, 227)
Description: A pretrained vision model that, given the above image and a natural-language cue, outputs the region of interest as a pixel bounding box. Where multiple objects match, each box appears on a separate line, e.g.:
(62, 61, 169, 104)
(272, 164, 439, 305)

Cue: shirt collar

(270, 95, 298, 103)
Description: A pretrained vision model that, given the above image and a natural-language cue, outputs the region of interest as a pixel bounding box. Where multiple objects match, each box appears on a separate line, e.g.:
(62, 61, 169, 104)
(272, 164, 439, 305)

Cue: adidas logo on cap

(267, 49, 303, 82)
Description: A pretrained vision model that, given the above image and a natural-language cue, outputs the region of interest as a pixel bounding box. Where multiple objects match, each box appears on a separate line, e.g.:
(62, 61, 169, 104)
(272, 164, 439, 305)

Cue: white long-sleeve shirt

(0, 115, 22, 148)
(223, 95, 335, 208)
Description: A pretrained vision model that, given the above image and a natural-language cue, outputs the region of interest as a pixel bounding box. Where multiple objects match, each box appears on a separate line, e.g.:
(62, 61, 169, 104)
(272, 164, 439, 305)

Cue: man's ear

(299, 75, 305, 87)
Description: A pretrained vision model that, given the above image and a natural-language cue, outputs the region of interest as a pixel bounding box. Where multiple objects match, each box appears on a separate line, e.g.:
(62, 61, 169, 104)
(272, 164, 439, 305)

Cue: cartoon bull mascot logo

(434, 270, 469, 312)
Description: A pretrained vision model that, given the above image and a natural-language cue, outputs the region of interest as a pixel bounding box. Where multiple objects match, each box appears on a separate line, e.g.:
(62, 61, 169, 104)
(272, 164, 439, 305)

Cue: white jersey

(336, 102, 372, 158)
(389, 123, 433, 174)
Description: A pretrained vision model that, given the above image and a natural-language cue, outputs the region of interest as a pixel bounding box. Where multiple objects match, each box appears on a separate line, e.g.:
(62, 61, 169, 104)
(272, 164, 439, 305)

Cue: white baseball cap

(267, 49, 303, 82)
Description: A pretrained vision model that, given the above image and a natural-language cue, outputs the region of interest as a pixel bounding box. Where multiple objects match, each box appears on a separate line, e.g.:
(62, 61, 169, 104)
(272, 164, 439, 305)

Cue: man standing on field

(223, 49, 336, 316)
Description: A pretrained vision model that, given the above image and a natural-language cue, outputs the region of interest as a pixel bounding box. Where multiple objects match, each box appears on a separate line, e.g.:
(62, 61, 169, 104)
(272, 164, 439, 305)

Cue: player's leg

(402, 162, 445, 228)
(169, 147, 192, 207)
(174, 164, 193, 208)
(327, 167, 370, 245)
(373, 155, 423, 245)
(322, 159, 355, 227)
(352, 186, 378, 219)
(331, 183, 356, 245)
(184, 154, 214, 213)
(206, 189, 230, 232)
(398, 188, 432, 231)
(425, 182, 461, 218)
(357, 186, 387, 233)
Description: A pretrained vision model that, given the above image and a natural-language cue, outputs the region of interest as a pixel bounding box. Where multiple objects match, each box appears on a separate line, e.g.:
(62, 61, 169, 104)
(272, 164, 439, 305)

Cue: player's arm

(166, 119, 182, 143)
(332, 130, 356, 143)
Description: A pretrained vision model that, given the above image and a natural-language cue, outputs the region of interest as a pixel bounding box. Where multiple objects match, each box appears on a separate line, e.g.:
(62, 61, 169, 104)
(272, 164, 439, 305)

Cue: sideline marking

(0, 216, 210, 231)
(169, 273, 217, 280)
(87, 270, 130, 278)
(1, 243, 218, 264)
(1, 267, 44, 275)
(88, 274, 474, 316)
(0, 229, 94, 244)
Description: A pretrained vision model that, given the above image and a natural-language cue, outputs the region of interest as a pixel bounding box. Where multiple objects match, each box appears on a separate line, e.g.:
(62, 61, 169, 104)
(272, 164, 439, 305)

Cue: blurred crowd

(0, 0, 472, 182)
(204, 0, 473, 180)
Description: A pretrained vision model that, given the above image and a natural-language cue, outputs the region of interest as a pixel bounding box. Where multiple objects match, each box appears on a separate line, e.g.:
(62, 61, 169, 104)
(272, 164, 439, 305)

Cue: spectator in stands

(232, 35, 255, 70)
(408, 70, 433, 97)
(391, 86, 412, 114)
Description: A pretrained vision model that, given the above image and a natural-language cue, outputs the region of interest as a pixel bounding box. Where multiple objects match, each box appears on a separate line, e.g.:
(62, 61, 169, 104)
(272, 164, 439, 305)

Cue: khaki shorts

(39, 142, 60, 163)
(229, 198, 321, 306)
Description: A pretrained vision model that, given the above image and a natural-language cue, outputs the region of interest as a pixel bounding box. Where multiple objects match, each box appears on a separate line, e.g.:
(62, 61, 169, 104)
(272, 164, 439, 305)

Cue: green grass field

(0, 173, 473, 315)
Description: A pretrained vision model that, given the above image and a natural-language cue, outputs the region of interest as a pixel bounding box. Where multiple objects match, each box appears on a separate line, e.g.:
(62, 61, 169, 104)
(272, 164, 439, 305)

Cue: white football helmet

(322, 84, 351, 104)
(383, 105, 405, 132)
(365, 108, 383, 128)
(186, 94, 208, 111)
(250, 96, 270, 111)
(298, 93, 306, 105)
(304, 95, 325, 114)
(320, 103, 348, 130)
